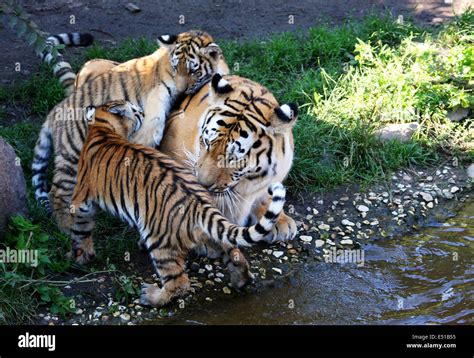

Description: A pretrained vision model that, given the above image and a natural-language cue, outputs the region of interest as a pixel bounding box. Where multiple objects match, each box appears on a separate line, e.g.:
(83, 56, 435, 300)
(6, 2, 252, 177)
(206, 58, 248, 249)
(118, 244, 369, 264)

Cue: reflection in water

(161, 200, 474, 325)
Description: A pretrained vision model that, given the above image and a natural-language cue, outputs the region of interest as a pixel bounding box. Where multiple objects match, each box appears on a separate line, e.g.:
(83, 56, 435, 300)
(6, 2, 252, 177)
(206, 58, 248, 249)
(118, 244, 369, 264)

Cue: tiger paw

(227, 248, 255, 290)
(269, 212, 298, 242)
(68, 237, 96, 264)
(140, 283, 174, 307)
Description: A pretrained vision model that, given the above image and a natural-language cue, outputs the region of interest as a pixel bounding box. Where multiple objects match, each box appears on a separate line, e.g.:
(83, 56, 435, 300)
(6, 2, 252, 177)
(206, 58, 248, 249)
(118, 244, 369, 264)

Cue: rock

(222, 287, 231, 294)
(125, 2, 141, 12)
(272, 251, 284, 258)
(374, 122, 419, 142)
(314, 240, 325, 248)
(318, 224, 330, 231)
(340, 239, 353, 246)
(341, 219, 355, 226)
(190, 262, 200, 272)
(467, 164, 474, 179)
(119, 313, 130, 321)
(0, 138, 28, 235)
(450, 186, 459, 194)
(272, 267, 283, 275)
(356, 205, 369, 212)
(299, 235, 313, 242)
(447, 107, 469, 122)
(204, 264, 213, 271)
(419, 192, 433, 202)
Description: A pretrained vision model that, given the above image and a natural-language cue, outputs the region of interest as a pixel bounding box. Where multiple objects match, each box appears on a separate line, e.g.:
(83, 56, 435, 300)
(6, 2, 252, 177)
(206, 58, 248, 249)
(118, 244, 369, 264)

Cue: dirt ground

(1, 0, 471, 84)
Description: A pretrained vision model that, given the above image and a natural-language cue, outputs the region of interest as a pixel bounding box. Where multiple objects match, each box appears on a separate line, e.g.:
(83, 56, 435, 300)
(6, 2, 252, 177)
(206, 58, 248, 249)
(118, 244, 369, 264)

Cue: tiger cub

(32, 30, 228, 233)
(70, 99, 286, 307)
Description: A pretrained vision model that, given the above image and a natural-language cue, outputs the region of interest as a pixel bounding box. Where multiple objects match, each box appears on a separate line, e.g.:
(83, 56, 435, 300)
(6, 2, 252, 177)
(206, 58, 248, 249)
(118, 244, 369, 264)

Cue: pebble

(314, 240, 325, 248)
(340, 239, 353, 246)
(420, 192, 433, 202)
(119, 313, 130, 321)
(318, 224, 330, 231)
(357, 205, 369, 212)
(450, 186, 459, 194)
(125, 2, 141, 12)
(272, 267, 283, 275)
(341, 219, 355, 226)
(299, 235, 313, 242)
(223, 287, 232, 294)
(204, 264, 213, 271)
(273, 251, 284, 258)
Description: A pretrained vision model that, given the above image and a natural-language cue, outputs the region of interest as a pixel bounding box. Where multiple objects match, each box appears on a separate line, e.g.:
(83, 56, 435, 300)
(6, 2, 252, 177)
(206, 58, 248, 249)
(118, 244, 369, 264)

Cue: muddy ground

(1, 0, 471, 84)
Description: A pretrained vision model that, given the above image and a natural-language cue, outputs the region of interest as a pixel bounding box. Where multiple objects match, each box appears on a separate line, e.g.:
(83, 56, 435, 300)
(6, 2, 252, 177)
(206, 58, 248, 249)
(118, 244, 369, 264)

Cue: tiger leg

(68, 200, 97, 264)
(50, 168, 77, 234)
(192, 239, 223, 259)
(140, 249, 190, 307)
(253, 195, 298, 242)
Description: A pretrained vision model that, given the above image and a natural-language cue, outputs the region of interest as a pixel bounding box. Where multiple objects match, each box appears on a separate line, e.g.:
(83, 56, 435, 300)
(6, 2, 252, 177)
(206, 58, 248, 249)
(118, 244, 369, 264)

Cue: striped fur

(32, 30, 226, 232)
(39, 32, 94, 95)
(71, 100, 286, 306)
(161, 74, 299, 256)
(71, 61, 299, 257)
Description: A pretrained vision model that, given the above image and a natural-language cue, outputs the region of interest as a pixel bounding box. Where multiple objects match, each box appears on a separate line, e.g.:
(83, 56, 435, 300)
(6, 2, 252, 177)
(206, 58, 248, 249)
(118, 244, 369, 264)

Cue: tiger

(32, 30, 229, 233)
(68, 60, 299, 258)
(39, 32, 95, 95)
(71, 99, 287, 307)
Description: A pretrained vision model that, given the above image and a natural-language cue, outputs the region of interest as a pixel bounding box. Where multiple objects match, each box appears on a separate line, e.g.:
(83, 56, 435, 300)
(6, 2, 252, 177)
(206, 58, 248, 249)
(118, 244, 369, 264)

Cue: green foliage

(0, 216, 74, 323)
(0, 0, 48, 56)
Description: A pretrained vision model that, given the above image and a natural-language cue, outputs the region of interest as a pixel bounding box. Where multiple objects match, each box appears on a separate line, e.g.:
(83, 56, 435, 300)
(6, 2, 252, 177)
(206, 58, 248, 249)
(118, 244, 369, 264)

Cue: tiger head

(192, 74, 297, 220)
(84, 100, 144, 138)
(158, 30, 229, 94)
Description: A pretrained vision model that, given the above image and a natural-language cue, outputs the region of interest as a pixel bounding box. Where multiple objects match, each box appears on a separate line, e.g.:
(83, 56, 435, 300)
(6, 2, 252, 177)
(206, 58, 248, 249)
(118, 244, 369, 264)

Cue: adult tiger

(32, 30, 227, 232)
(73, 99, 287, 306)
(73, 57, 299, 251)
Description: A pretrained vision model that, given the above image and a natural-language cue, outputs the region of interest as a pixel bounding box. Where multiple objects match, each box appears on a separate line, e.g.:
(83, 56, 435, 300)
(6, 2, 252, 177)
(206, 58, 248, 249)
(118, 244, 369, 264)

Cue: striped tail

(39, 32, 94, 95)
(32, 123, 53, 215)
(203, 182, 287, 247)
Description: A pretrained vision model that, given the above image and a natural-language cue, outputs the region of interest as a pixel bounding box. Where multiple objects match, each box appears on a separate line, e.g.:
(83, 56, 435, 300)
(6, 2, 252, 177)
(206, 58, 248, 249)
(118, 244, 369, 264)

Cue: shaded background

(1, 0, 472, 83)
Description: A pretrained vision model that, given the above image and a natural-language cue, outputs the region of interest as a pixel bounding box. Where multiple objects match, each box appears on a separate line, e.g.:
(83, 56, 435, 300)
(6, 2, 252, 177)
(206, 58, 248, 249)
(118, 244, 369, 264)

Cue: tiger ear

(211, 73, 233, 95)
(271, 103, 298, 133)
(202, 43, 222, 61)
(157, 34, 178, 49)
(84, 106, 96, 123)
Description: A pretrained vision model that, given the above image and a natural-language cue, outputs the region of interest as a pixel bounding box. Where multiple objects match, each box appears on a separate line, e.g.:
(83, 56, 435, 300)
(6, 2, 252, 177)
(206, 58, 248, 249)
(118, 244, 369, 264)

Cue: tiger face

(158, 30, 229, 95)
(84, 100, 145, 138)
(192, 75, 297, 222)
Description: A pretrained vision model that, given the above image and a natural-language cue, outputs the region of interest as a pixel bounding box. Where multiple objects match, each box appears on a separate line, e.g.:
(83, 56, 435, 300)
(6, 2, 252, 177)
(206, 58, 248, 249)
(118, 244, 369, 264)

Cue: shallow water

(162, 200, 474, 325)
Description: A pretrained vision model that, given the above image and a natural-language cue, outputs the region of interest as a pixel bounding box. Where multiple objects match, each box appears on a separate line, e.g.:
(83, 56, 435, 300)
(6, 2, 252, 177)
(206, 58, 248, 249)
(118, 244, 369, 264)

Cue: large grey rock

(467, 164, 474, 179)
(374, 122, 419, 143)
(447, 108, 469, 122)
(0, 137, 28, 237)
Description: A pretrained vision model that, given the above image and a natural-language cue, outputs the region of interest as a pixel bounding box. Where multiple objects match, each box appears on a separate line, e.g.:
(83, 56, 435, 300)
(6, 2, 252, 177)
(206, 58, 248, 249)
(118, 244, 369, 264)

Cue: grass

(0, 11, 473, 323)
